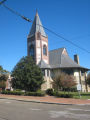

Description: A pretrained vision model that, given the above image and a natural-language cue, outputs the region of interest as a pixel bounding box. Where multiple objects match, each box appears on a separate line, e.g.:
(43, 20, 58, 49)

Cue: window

(42, 69, 45, 76)
(30, 45, 34, 58)
(47, 70, 49, 77)
(43, 45, 47, 55)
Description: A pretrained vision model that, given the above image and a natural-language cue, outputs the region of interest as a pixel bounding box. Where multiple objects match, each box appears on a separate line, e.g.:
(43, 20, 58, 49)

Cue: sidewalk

(0, 94, 90, 105)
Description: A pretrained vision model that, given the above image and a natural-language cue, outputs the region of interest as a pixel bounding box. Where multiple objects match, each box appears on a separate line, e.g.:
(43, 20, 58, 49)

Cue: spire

(36, 9, 38, 16)
(29, 11, 47, 37)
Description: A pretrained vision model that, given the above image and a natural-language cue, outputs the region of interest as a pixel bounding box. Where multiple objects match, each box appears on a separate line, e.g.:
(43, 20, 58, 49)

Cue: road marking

(67, 108, 83, 111)
(49, 110, 69, 118)
(5, 101, 11, 104)
(67, 108, 90, 112)
(30, 108, 42, 111)
(49, 110, 90, 119)
(84, 110, 90, 112)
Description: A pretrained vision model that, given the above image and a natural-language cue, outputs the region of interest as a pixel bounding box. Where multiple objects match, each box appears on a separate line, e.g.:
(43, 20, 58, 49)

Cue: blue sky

(0, 0, 90, 72)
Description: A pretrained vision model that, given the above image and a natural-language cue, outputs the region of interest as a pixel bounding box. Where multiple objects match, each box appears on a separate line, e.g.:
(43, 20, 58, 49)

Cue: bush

(1, 90, 45, 96)
(1, 90, 24, 95)
(52, 71, 76, 91)
(80, 92, 90, 96)
(53, 91, 73, 98)
(15, 89, 22, 92)
(46, 88, 53, 96)
(25, 91, 45, 96)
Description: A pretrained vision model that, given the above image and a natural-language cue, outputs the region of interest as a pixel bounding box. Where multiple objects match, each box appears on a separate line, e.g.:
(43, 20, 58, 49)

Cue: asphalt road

(0, 99, 90, 120)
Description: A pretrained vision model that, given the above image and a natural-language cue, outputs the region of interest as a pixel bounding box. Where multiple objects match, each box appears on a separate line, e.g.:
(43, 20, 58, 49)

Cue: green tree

(52, 71, 76, 91)
(0, 74, 8, 81)
(86, 72, 90, 85)
(0, 81, 6, 90)
(0, 65, 9, 90)
(0, 66, 3, 71)
(11, 56, 44, 92)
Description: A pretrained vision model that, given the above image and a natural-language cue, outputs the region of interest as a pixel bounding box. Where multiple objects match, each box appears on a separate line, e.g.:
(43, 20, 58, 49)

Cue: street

(0, 99, 90, 120)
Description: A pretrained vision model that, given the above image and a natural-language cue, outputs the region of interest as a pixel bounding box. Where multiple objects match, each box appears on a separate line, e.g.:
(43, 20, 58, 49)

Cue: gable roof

(49, 48, 64, 67)
(28, 12, 47, 37)
(49, 48, 88, 70)
(38, 60, 51, 69)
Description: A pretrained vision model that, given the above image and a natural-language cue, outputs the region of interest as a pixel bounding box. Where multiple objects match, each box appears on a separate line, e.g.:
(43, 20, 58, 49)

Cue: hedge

(45, 89, 77, 98)
(80, 92, 90, 96)
(1, 90, 45, 96)
(1, 90, 24, 95)
(46, 88, 53, 96)
(53, 91, 74, 98)
(25, 91, 45, 96)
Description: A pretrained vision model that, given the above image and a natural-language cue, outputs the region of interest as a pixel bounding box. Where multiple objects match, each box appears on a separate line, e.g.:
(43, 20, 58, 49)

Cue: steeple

(29, 11, 47, 37)
(36, 9, 38, 16)
(27, 11, 49, 65)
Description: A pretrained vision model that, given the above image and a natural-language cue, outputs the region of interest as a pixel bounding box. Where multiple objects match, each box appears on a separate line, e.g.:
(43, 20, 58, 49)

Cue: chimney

(74, 54, 79, 64)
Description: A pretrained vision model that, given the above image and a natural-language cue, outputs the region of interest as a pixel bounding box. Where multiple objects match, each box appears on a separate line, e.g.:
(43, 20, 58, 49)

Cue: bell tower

(27, 11, 49, 65)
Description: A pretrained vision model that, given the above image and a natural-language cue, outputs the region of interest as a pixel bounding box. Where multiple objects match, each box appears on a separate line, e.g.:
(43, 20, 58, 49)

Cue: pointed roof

(38, 60, 51, 69)
(49, 48, 89, 70)
(29, 11, 47, 37)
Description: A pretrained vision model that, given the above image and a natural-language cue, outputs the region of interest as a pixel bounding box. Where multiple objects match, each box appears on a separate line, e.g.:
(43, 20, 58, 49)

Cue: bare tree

(52, 71, 76, 91)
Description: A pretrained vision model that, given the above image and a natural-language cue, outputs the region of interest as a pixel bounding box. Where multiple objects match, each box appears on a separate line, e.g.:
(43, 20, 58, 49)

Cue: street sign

(77, 84, 81, 91)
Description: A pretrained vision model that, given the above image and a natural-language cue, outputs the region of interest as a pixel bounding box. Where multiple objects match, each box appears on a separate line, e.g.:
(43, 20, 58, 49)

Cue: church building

(27, 11, 90, 92)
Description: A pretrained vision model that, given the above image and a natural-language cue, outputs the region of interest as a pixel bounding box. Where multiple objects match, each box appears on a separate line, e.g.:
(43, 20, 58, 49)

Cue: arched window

(43, 45, 47, 55)
(30, 45, 34, 58)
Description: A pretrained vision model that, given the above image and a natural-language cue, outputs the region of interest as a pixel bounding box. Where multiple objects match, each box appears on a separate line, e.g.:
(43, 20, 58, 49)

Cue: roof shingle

(49, 48, 88, 70)
(28, 12, 47, 37)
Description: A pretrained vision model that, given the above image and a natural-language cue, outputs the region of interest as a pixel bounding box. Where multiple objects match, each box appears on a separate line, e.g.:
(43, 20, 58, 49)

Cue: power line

(0, 1, 90, 54)
(38, 24, 90, 54)
(0, 0, 32, 22)
(3, 4, 32, 22)
(0, 0, 6, 5)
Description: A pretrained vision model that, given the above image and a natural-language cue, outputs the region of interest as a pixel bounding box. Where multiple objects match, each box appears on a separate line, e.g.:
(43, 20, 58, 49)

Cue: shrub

(80, 92, 90, 96)
(1, 90, 24, 95)
(52, 71, 76, 91)
(46, 88, 53, 96)
(25, 91, 45, 96)
(53, 91, 73, 98)
(1, 90, 45, 96)
(15, 89, 22, 92)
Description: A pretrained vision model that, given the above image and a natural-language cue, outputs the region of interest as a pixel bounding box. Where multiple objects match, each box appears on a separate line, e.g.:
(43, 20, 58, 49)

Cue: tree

(0, 74, 8, 81)
(0, 81, 6, 90)
(0, 66, 3, 71)
(52, 71, 76, 91)
(0, 65, 9, 73)
(52, 71, 65, 90)
(86, 72, 90, 85)
(0, 66, 9, 90)
(11, 56, 44, 92)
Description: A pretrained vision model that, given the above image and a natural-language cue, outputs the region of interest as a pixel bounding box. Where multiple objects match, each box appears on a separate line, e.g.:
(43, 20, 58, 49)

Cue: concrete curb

(0, 97, 90, 106)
